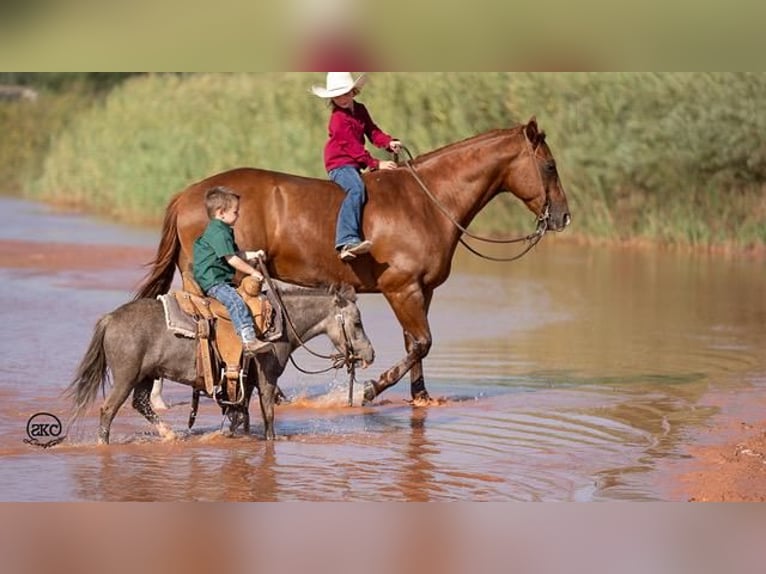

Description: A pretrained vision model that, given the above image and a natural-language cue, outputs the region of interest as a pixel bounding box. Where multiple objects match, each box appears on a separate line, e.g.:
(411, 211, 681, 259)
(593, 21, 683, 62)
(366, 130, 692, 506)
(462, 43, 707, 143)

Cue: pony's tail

(64, 315, 111, 420)
(133, 192, 183, 300)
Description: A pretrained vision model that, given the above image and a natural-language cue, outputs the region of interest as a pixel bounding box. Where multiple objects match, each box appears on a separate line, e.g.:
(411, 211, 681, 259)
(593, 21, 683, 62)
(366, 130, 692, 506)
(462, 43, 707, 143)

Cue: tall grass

(0, 88, 92, 195)
(25, 73, 766, 248)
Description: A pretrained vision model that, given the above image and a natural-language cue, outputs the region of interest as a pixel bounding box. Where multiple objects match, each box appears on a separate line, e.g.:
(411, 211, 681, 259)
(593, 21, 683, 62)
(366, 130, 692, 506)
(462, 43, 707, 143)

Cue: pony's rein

(397, 143, 549, 262)
(255, 259, 359, 374)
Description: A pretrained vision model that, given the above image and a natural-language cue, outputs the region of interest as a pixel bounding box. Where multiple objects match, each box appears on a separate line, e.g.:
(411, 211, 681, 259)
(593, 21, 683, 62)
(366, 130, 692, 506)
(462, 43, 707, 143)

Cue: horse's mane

(410, 126, 524, 167)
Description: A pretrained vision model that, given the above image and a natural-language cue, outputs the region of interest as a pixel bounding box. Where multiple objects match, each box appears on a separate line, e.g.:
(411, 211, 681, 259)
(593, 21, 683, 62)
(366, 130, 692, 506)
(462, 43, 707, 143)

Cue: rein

(256, 258, 362, 380)
(398, 142, 549, 262)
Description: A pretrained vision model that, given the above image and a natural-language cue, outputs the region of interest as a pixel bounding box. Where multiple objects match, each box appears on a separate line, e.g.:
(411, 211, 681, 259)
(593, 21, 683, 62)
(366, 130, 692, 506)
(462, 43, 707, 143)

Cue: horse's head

(326, 284, 375, 368)
(506, 117, 571, 232)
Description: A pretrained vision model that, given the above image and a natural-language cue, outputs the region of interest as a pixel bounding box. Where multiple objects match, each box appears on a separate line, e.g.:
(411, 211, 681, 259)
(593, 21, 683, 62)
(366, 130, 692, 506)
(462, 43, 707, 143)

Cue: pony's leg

(227, 407, 246, 435)
(150, 378, 169, 411)
(254, 358, 277, 440)
(98, 380, 135, 445)
(242, 384, 255, 435)
(132, 379, 177, 441)
(366, 286, 433, 403)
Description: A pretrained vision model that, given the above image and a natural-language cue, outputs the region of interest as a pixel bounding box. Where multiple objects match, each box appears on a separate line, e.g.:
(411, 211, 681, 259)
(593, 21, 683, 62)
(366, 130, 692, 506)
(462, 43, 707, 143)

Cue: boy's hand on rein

(246, 249, 266, 261)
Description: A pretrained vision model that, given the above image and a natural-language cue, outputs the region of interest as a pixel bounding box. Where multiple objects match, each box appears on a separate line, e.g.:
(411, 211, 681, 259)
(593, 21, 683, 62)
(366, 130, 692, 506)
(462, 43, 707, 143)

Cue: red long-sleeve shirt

(323, 101, 394, 172)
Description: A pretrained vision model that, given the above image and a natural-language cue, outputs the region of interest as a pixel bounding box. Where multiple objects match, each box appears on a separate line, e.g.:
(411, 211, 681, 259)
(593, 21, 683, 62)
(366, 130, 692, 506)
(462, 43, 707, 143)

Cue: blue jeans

(329, 165, 367, 250)
(207, 283, 256, 342)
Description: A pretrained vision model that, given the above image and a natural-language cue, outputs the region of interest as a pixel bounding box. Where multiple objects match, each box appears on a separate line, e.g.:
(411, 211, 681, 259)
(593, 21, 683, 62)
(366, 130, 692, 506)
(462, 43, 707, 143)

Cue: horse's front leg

(365, 286, 433, 404)
(407, 288, 433, 403)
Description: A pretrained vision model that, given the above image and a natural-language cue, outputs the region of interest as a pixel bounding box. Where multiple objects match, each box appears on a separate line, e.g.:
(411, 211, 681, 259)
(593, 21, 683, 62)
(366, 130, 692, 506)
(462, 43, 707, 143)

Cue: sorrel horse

(135, 118, 570, 404)
(67, 282, 374, 443)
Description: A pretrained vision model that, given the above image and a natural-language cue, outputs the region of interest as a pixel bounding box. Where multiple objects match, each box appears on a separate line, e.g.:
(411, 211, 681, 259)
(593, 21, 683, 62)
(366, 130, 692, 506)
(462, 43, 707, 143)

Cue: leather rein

(256, 258, 362, 386)
(397, 136, 550, 262)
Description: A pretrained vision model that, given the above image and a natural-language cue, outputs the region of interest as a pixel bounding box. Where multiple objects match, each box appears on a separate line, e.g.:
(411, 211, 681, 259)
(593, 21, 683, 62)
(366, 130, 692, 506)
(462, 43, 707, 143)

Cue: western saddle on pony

(169, 271, 282, 405)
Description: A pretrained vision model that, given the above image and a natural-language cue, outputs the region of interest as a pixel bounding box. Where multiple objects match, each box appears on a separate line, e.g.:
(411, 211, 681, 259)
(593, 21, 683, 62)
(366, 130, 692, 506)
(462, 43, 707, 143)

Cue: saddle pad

(158, 293, 197, 338)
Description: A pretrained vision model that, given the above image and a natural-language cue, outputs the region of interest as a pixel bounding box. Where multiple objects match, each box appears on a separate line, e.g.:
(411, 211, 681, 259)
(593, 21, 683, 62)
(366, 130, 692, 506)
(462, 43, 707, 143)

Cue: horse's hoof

(410, 391, 433, 407)
(362, 380, 377, 405)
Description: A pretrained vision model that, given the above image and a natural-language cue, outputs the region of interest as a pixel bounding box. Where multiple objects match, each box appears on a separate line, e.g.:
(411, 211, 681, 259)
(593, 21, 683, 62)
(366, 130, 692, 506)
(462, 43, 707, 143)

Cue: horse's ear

(525, 116, 539, 144)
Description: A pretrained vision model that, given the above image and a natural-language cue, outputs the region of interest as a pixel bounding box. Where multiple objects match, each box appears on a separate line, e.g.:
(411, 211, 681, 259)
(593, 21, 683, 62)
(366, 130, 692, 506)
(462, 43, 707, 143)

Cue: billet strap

(196, 319, 215, 395)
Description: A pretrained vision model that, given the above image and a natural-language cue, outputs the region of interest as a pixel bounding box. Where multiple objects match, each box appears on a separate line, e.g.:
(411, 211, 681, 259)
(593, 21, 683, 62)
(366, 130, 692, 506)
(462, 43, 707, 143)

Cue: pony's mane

(270, 279, 353, 301)
(411, 125, 524, 167)
(270, 279, 329, 296)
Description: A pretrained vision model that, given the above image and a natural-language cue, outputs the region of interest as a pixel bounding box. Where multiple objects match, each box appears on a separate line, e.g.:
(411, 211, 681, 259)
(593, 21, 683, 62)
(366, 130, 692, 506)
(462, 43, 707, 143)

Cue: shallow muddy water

(1, 197, 764, 501)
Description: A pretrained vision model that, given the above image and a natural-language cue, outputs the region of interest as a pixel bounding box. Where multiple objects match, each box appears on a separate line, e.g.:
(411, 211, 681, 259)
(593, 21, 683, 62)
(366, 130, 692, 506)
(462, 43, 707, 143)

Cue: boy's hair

(204, 186, 240, 219)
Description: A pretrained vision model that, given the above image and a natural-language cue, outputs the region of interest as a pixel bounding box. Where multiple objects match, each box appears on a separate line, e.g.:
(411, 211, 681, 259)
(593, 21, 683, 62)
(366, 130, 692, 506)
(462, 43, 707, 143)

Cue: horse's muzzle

(550, 211, 571, 232)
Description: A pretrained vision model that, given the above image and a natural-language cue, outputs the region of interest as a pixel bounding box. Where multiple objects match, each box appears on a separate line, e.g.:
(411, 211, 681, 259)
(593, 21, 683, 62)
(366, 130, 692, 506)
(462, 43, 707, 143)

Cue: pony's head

(327, 284, 375, 368)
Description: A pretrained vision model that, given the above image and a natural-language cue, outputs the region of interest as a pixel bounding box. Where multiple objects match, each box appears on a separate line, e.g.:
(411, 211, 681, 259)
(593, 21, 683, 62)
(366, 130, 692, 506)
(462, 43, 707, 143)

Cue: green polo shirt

(193, 219, 239, 293)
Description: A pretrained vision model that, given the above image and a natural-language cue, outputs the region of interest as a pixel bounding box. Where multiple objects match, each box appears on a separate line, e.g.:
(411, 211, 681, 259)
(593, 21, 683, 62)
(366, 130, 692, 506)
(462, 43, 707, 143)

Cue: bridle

(397, 131, 551, 262)
(256, 259, 363, 405)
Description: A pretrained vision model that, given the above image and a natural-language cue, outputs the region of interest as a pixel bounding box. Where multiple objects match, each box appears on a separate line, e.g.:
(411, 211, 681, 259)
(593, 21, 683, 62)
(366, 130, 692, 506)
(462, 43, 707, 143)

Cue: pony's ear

(330, 283, 356, 305)
(339, 283, 357, 303)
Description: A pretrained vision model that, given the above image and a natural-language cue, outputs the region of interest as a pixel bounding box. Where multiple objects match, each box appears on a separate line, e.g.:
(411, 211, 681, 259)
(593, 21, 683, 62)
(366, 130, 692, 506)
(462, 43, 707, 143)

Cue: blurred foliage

(0, 72, 142, 93)
(4, 72, 765, 248)
(0, 87, 94, 195)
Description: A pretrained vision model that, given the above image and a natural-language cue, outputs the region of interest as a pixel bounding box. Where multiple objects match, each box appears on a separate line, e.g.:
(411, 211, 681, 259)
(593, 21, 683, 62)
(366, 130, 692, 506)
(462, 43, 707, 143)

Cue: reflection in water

(1, 199, 765, 500)
(402, 409, 439, 501)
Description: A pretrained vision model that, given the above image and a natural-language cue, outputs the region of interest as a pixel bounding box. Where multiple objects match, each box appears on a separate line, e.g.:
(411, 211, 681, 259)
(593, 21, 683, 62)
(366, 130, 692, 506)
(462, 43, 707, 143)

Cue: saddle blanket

(158, 293, 197, 338)
(157, 290, 283, 341)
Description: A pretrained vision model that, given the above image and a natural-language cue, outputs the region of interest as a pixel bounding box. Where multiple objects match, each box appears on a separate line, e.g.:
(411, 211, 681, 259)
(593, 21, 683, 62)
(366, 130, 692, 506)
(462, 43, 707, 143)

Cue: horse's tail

(133, 192, 183, 300)
(65, 315, 111, 420)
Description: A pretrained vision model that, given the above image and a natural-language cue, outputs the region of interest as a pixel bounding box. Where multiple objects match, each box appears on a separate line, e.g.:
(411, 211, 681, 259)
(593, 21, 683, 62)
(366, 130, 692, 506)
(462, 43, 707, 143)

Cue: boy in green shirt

(193, 186, 271, 355)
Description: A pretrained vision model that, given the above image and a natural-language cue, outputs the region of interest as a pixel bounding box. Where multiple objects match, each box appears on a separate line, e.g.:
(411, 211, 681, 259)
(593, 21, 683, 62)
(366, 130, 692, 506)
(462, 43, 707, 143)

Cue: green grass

(0, 87, 92, 195)
(8, 72, 766, 250)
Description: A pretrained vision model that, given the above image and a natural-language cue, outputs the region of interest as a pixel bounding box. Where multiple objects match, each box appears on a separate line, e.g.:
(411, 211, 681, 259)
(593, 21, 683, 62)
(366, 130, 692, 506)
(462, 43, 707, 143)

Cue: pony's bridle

(398, 133, 550, 262)
(256, 259, 364, 405)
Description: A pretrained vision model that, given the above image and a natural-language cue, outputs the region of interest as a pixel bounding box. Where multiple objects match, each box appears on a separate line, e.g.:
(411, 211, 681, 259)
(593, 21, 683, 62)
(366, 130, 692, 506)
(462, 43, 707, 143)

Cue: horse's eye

(543, 161, 557, 175)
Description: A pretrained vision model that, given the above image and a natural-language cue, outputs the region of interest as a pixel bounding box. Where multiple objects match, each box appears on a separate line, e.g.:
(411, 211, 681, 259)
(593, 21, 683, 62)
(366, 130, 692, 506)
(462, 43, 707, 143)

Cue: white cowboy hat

(310, 72, 367, 98)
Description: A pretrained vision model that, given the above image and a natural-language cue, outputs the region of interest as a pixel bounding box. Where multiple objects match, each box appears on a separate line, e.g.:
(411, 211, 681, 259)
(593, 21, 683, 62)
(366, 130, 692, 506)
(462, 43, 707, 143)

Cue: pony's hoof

(157, 423, 177, 442)
(362, 380, 377, 405)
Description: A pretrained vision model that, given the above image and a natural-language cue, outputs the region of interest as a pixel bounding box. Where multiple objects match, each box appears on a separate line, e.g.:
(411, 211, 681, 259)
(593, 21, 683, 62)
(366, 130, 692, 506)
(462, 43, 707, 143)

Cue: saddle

(170, 272, 282, 397)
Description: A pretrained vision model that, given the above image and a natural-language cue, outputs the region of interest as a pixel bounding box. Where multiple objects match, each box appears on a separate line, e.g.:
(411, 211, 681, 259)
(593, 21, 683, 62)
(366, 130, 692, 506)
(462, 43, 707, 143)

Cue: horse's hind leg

(133, 379, 176, 441)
